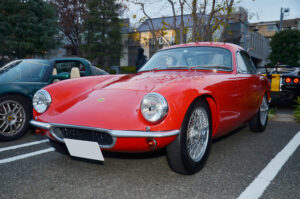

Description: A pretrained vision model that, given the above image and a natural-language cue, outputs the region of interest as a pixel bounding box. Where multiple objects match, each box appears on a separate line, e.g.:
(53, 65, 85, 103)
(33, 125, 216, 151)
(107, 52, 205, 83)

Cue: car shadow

(102, 149, 166, 160)
(212, 125, 248, 143)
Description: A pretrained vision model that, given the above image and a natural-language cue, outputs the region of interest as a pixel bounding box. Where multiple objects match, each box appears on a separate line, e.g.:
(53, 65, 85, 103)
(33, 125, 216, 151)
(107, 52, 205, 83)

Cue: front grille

(56, 127, 113, 146)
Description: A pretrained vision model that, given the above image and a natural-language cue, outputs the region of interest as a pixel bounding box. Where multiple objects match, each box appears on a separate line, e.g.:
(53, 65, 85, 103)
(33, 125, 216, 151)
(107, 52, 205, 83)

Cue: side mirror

(49, 72, 70, 83)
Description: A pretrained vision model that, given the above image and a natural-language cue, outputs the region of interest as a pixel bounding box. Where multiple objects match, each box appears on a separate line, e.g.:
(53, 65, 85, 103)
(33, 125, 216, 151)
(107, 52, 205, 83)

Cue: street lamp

(280, 7, 290, 31)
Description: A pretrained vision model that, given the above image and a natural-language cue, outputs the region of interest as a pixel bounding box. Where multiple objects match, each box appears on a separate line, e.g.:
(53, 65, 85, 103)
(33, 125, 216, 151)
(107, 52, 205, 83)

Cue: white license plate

(64, 138, 104, 161)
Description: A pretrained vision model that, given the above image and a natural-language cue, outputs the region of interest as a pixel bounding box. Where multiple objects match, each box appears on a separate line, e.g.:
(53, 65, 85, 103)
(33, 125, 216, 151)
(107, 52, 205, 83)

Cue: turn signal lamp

(293, 78, 299, 84)
(285, 77, 291, 84)
(147, 138, 157, 150)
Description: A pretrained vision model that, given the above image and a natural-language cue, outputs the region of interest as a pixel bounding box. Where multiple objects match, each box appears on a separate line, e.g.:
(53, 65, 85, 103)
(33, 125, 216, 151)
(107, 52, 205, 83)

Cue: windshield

(140, 46, 232, 72)
(0, 60, 50, 82)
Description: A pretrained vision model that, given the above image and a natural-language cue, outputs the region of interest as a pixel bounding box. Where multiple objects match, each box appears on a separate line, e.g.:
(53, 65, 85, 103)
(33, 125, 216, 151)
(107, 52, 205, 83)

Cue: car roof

(162, 42, 243, 52)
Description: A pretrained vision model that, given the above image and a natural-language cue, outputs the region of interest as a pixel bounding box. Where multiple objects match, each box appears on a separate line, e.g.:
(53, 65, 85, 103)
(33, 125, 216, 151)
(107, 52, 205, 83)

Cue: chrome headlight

(141, 93, 168, 123)
(33, 89, 52, 114)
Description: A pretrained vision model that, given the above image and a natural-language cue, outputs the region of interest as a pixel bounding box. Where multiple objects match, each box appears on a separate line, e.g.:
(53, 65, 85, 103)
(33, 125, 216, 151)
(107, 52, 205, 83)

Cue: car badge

(97, 98, 105, 103)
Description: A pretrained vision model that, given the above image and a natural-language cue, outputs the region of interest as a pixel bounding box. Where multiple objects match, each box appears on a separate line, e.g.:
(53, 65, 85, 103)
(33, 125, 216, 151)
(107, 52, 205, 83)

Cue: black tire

(166, 99, 212, 175)
(0, 95, 31, 141)
(249, 95, 268, 132)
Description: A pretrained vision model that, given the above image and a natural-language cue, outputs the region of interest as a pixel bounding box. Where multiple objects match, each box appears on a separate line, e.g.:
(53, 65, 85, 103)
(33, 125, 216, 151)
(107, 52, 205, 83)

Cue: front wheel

(166, 100, 212, 175)
(249, 95, 268, 132)
(0, 95, 30, 141)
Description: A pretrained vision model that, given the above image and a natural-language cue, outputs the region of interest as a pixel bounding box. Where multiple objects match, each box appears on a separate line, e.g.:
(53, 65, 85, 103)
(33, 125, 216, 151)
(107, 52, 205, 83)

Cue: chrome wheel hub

(187, 107, 209, 162)
(260, 96, 268, 125)
(0, 100, 25, 136)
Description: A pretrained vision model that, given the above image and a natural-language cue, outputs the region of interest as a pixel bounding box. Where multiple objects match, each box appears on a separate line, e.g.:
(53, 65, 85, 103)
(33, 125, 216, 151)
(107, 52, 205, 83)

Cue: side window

(241, 51, 256, 74)
(236, 51, 257, 74)
(55, 61, 86, 76)
(236, 52, 248, 73)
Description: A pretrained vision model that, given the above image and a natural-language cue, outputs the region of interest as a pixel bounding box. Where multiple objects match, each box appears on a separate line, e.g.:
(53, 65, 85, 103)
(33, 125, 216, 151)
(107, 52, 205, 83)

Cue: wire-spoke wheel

(0, 95, 30, 141)
(249, 94, 268, 133)
(167, 99, 212, 175)
(186, 107, 209, 162)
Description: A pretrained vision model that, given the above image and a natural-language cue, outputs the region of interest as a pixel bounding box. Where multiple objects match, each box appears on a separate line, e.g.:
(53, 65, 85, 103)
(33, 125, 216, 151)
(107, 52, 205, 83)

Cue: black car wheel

(0, 95, 30, 141)
(166, 99, 212, 175)
(249, 95, 268, 133)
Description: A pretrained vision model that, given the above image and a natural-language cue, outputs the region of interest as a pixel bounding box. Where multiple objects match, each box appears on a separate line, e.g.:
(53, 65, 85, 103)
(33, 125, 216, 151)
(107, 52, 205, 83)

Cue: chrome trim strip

(110, 130, 179, 137)
(30, 120, 52, 129)
(30, 120, 180, 148)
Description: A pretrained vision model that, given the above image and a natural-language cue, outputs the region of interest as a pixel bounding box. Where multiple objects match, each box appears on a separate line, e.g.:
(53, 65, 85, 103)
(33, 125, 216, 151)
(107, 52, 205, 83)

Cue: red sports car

(30, 42, 270, 175)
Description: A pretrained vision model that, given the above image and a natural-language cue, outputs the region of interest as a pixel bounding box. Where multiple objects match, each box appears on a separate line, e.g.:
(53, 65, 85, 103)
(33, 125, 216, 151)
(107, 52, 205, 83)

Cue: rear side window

(236, 51, 256, 74)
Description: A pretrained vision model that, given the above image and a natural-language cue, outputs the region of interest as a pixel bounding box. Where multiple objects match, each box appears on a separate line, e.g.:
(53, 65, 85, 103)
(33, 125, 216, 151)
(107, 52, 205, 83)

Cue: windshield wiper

(166, 66, 190, 70)
(141, 66, 190, 72)
(190, 65, 231, 70)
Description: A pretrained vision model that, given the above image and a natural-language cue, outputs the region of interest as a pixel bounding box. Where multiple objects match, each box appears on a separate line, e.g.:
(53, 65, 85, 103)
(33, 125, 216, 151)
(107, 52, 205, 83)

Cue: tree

(0, 0, 59, 58)
(130, 0, 235, 48)
(81, 0, 123, 67)
(269, 29, 300, 66)
(50, 0, 86, 55)
(131, 0, 187, 47)
(164, 0, 187, 44)
(189, 0, 234, 42)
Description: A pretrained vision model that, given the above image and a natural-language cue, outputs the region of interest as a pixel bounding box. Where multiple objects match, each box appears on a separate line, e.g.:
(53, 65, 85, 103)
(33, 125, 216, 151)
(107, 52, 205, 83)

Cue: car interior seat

(52, 68, 57, 75)
(70, 67, 80, 79)
(52, 68, 60, 83)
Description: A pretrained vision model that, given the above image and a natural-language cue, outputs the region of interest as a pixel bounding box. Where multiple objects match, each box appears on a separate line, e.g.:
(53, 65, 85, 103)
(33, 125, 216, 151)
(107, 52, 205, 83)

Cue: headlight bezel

(33, 89, 52, 114)
(140, 92, 169, 123)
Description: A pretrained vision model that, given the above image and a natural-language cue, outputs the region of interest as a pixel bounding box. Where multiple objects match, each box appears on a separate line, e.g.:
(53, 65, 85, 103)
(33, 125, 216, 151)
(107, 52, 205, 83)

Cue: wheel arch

(0, 92, 33, 119)
(187, 94, 220, 137)
(0, 92, 32, 105)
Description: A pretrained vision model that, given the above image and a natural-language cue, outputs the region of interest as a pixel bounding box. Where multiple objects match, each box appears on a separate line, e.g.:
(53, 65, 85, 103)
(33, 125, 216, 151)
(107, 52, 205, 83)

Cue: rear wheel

(166, 100, 212, 175)
(0, 95, 30, 141)
(249, 95, 268, 132)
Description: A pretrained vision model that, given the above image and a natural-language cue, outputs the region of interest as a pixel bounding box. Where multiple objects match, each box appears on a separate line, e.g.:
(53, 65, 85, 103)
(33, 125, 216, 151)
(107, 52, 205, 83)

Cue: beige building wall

(139, 30, 176, 58)
(256, 25, 277, 38)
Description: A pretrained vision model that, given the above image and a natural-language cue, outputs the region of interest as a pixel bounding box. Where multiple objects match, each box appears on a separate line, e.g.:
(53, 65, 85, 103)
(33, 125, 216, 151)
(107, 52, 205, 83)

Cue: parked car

(260, 66, 300, 103)
(30, 43, 270, 174)
(0, 58, 108, 141)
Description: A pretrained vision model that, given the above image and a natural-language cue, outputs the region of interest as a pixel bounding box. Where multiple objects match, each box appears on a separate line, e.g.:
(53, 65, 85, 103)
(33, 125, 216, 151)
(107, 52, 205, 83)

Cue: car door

(14, 60, 51, 99)
(235, 51, 261, 123)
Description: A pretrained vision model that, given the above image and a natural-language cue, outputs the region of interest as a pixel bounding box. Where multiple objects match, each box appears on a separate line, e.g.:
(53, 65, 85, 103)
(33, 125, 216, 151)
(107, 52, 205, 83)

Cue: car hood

(38, 71, 213, 130)
(98, 71, 185, 92)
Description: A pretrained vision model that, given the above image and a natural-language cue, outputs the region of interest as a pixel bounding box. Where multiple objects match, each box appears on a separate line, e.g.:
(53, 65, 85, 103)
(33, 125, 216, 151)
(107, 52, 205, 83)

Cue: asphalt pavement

(0, 118, 299, 199)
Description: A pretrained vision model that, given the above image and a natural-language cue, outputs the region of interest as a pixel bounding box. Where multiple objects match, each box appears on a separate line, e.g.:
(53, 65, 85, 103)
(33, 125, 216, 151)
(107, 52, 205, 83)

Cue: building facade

(249, 18, 300, 39)
(121, 7, 270, 67)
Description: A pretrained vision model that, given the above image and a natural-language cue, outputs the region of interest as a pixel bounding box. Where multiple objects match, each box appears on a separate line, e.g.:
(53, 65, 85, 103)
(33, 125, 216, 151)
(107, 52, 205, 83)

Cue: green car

(0, 57, 108, 141)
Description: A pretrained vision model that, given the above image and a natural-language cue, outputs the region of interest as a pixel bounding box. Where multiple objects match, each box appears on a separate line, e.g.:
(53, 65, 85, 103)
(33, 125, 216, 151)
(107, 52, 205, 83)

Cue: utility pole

(279, 7, 290, 31)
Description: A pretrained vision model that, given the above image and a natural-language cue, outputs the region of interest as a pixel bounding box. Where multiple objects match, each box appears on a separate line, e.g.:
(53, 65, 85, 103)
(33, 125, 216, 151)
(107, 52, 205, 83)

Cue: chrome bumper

(30, 120, 180, 148)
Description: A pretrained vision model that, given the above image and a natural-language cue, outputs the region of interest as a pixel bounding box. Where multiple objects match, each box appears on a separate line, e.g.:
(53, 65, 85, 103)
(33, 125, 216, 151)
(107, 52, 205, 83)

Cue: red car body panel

(33, 42, 270, 152)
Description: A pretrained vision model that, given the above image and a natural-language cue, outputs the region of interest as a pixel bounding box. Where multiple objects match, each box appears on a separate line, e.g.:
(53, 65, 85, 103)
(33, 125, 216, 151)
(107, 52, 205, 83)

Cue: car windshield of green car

(140, 46, 232, 72)
(0, 60, 50, 82)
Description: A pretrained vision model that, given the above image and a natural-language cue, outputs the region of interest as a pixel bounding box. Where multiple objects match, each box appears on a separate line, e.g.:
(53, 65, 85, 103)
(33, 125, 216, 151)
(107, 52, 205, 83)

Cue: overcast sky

(240, 0, 300, 22)
(124, 0, 300, 25)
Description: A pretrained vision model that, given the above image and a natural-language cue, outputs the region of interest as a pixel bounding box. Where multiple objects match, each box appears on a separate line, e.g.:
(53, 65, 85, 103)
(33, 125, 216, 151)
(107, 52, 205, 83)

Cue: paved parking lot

(0, 120, 299, 199)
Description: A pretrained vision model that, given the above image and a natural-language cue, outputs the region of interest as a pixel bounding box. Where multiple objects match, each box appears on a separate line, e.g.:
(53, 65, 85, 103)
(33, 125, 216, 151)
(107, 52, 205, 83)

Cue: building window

(267, 25, 276, 31)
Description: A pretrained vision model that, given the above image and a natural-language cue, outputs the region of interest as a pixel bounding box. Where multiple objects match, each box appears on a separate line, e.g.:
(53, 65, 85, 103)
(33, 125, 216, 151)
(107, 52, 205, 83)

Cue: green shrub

(294, 97, 300, 122)
(120, 66, 136, 74)
(109, 69, 117, 74)
(268, 108, 276, 119)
